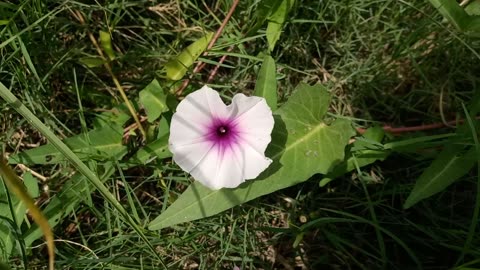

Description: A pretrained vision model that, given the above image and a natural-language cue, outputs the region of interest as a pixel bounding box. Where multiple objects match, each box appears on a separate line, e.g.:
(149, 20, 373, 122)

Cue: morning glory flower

(169, 85, 274, 190)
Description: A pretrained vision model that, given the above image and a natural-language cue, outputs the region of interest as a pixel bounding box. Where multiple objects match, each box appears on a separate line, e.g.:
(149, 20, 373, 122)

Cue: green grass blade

(457, 103, 480, 264)
(0, 82, 166, 267)
(0, 158, 55, 270)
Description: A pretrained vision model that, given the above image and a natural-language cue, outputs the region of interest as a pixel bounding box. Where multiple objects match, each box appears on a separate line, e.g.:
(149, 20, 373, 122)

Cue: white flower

(169, 85, 274, 190)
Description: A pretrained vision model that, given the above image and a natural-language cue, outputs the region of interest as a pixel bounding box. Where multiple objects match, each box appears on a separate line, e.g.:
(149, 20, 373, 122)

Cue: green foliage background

(0, 0, 479, 269)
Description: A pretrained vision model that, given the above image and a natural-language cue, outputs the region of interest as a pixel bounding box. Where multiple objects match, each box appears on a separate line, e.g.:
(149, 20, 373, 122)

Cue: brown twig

(175, 0, 240, 95)
(356, 117, 480, 135)
(207, 45, 235, 83)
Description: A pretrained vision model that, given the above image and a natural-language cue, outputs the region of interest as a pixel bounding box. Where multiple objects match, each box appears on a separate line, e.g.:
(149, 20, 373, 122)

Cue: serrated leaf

(404, 146, 477, 209)
(165, 32, 214, 81)
(139, 79, 168, 123)
(148, 83, 355, 230)
(254, 55, 277, 110)
(9, 125, 126, 165)
(320, 126, 388, 187)
(100, 30, 115, 60)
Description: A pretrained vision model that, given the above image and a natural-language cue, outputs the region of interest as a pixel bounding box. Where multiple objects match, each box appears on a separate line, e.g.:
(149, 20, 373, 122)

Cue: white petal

(169, 85, 228, 147)
(170, 141, 213, 173)
(228, 93, 274, 155)
(229, 94, 274, 138)
(236, 140, 272, 180)
(169, 86, 275, 190)
(190, 144, 244, 189)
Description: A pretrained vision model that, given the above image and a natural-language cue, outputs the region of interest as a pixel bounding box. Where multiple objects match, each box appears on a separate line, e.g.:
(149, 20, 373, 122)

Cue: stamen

(217, 125, 228, 136)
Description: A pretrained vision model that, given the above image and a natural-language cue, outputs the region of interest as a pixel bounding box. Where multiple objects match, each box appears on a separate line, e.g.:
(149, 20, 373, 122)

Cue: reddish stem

(356, 117, 480, 135)
(207, 46, 235, 83)
(175, 0, 240, 95)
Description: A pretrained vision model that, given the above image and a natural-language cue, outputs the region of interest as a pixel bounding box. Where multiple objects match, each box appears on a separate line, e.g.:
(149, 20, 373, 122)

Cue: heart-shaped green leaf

(148, 83, 354, 230)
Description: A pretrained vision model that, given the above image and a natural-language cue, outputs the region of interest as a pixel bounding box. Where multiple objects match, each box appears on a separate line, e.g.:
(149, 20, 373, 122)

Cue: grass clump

(1, 0, 479, 269)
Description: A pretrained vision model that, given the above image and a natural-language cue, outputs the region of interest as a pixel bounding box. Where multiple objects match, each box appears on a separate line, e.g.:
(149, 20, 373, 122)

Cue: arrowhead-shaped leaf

(404, 145, 477, 209)
(148, 83, 354, 230)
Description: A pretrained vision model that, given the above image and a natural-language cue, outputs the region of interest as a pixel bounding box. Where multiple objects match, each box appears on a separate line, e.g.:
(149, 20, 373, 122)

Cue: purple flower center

(207, 118, 239, 152)
(216, 125, 229, 137)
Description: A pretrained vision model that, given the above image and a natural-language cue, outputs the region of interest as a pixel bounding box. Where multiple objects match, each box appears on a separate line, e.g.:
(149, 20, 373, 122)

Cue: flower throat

(216, 125, 229, 137)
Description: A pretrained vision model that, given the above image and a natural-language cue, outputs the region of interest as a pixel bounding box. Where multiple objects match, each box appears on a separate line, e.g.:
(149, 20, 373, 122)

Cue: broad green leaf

(9, 125, 126, 165)
(465, 1, 480, 16)
(404, 146, 477, 209)
(23, 163, 115, 246)
(92, 102, 134, 128)
(428, 0, 480, 34)
(148, 83, 355, 230)
(130, 134, 171, 164)
(429, 0, 470, 30)
(320, 126, 388, 187)
(139, 79, 168, 123)
(79, 57, 105, 68)
(266, 22, 283, 52)
(165, 32, 214, 81)
(254, 55, 277, 110)
(100, 30, 115, 60)
(266, 0, 295, 51)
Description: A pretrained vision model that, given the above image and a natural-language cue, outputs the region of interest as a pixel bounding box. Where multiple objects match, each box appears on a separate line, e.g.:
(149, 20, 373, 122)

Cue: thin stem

(73, 10, 147, 140)
(0, 82, 166, 267)
(356, 116, 480, 135)
(175, 0, 240, 95)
